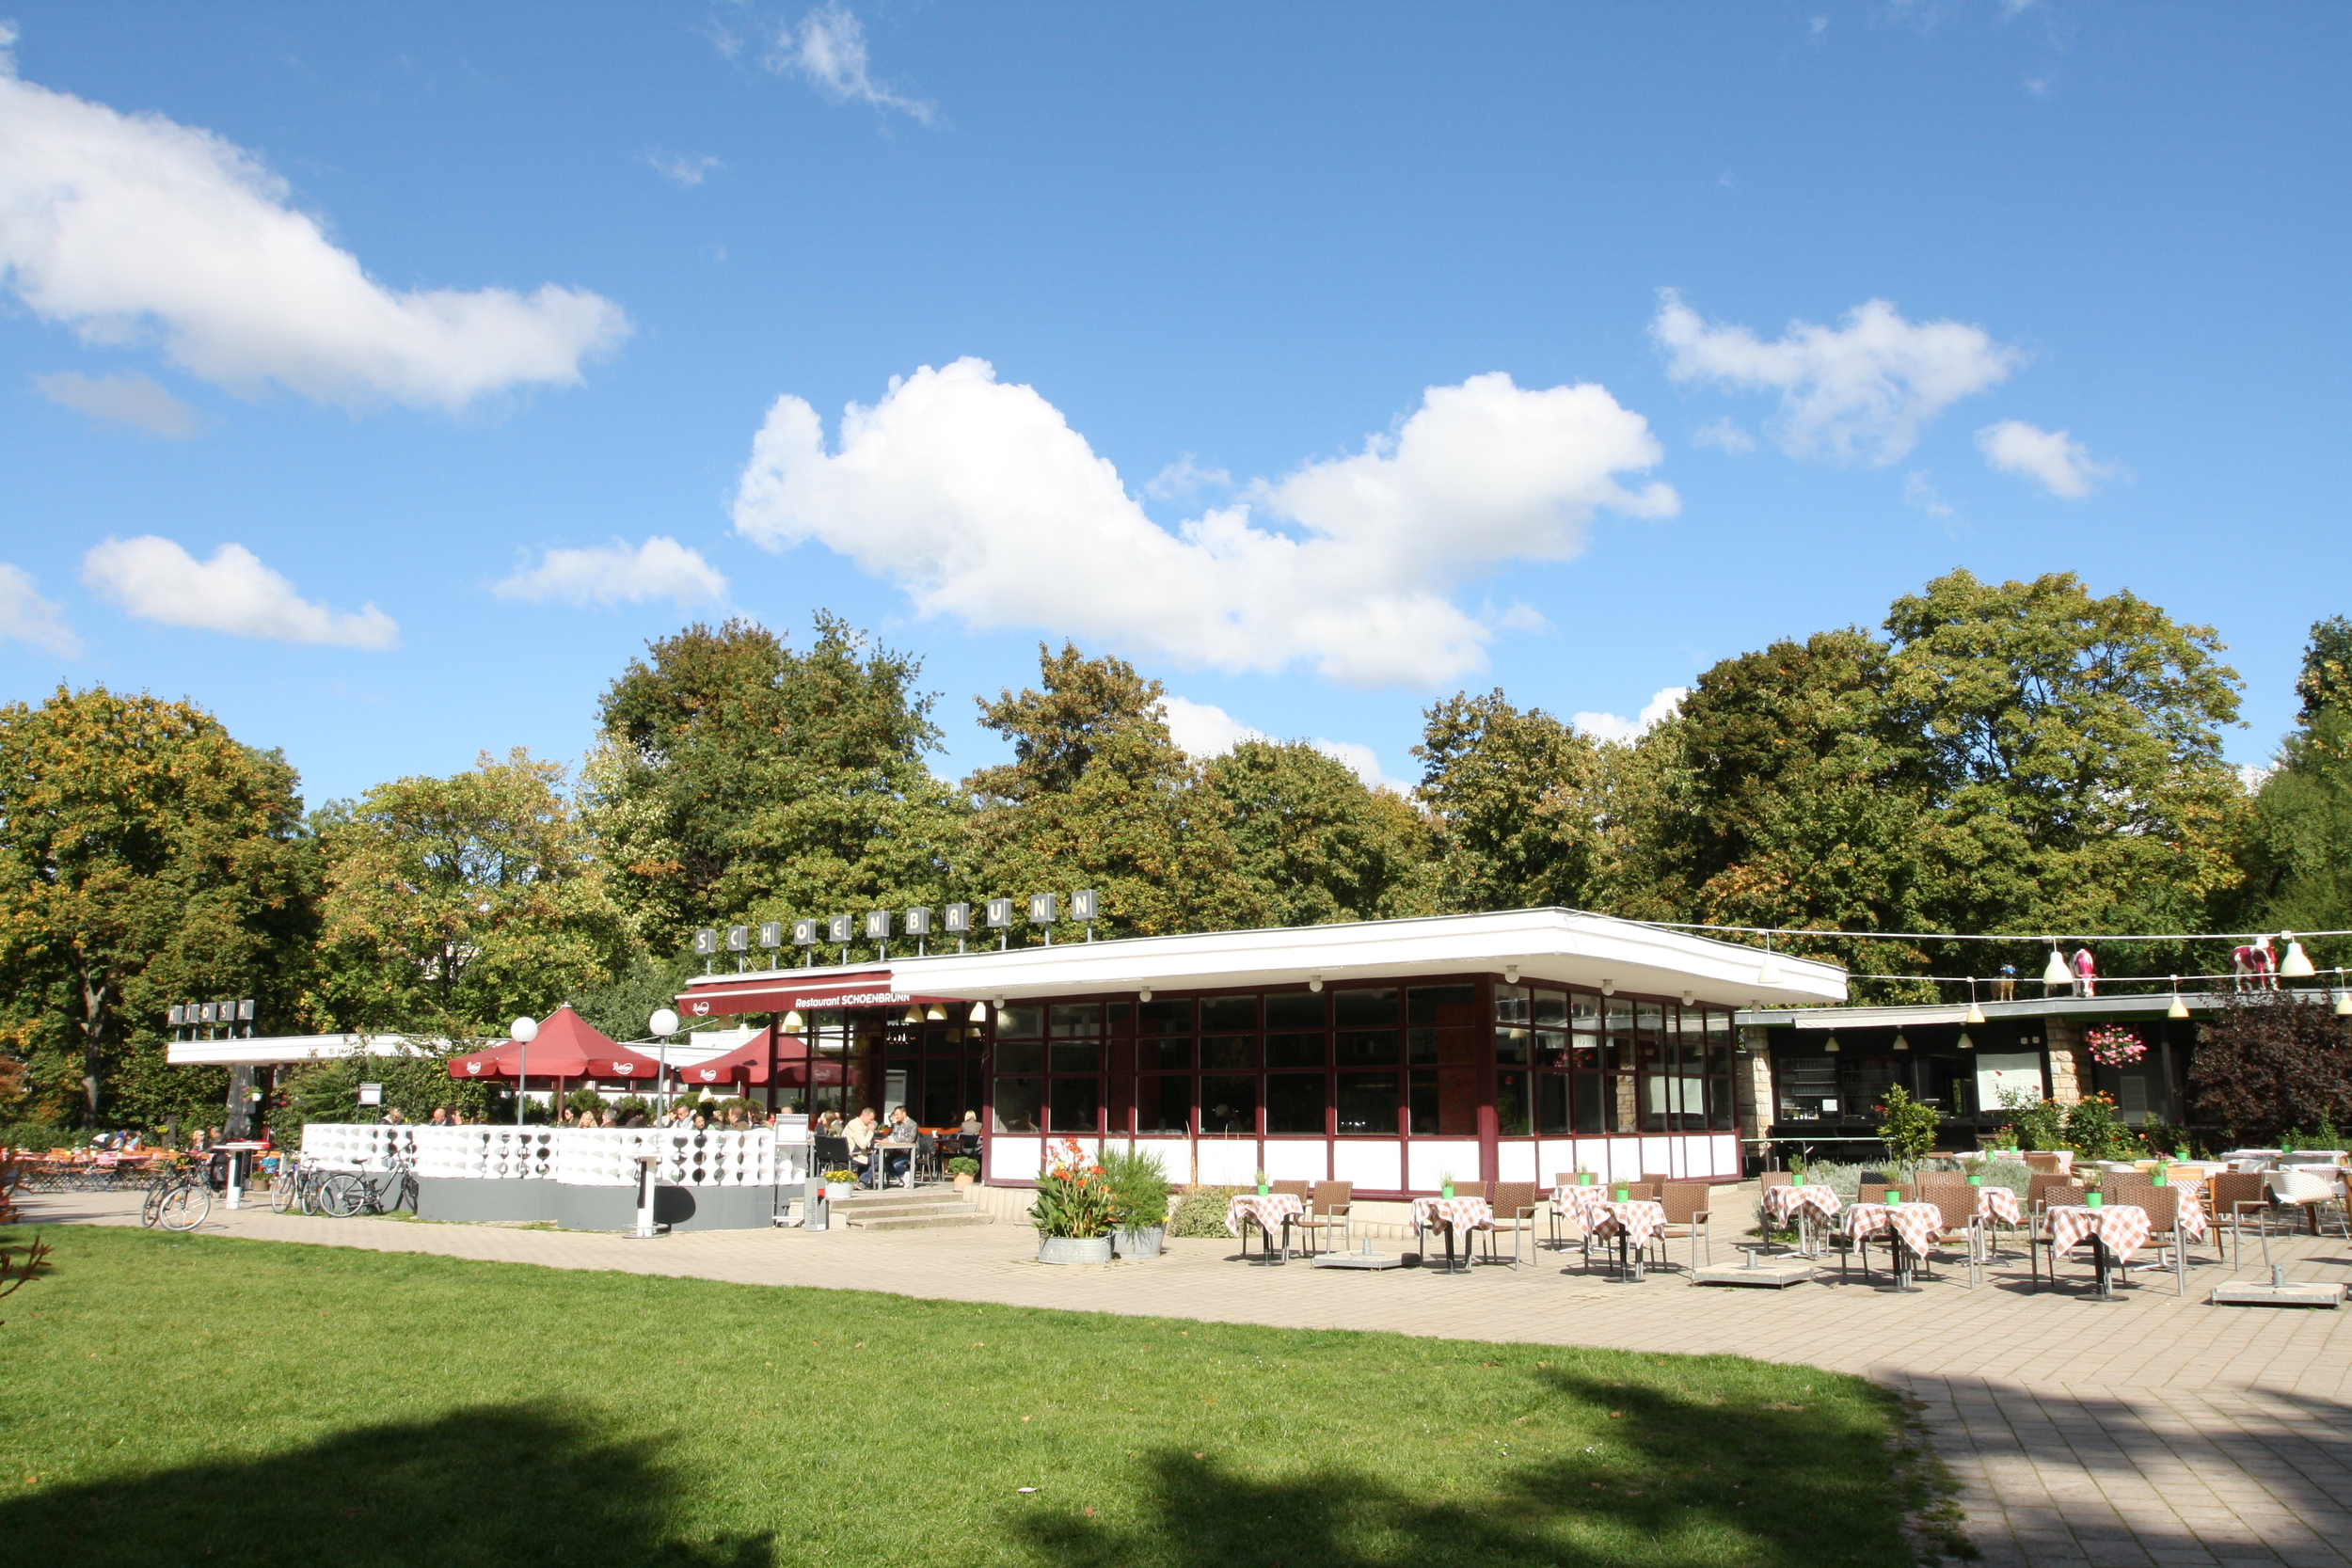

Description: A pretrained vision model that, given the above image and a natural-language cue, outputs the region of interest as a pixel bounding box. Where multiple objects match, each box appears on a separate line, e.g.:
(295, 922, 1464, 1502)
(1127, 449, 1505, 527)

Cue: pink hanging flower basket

(2085, 1025, 2147, 1069)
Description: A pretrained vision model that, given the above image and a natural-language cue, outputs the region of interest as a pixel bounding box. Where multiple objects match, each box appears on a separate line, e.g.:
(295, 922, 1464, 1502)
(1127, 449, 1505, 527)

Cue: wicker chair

(1657, 1181, 1713, 1274)
(2026, 1181, 2089, 1291)
(1483, 1181, 1542, 1269)
(1296, 1180, 1355, 1256)
(2022, 1150, 2071, 1175)
(2207, 1171, 2270, 1266)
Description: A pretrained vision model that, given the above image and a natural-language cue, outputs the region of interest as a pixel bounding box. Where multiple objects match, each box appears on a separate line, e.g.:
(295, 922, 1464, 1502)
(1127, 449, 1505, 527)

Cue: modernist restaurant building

(677, 908, 1846, 1195)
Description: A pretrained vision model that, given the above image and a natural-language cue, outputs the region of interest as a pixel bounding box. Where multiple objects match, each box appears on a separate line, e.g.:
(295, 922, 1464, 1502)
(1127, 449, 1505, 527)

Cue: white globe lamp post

(511, 1015, 539, 1124)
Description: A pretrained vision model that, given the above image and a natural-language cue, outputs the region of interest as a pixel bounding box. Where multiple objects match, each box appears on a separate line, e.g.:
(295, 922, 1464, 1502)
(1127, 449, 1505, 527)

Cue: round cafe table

(1762, 1183, 1842, 1256)
(2043, 1204, 2153, 1300)
(1843, 1201, 1943, 1290)
(1411, 1196, 1493, 1274)
(1588, 1199, 1669, 1281)
(1224, 1193, 1305, 1263)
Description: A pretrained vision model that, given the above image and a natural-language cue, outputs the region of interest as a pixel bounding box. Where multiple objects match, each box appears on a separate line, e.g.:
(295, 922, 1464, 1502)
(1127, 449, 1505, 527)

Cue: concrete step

(846, 1212, 994, 1231)
(834, 1192, 968, 1216)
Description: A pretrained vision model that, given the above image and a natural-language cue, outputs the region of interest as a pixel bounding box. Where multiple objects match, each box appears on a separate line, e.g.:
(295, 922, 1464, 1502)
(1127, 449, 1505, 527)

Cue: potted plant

(1030, 1137, 1116, 1264)
(823, 1167, 858, 1202)
(1101, 1146, 1171, 1259)
(947, 1155, 981, 1191)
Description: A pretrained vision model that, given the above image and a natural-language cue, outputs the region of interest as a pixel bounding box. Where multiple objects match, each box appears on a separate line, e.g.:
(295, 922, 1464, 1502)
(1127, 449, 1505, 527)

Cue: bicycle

(271, 1157, 333, 1215)
(319, 1152, 417, 1218)
(138, 1160, 212, 1232)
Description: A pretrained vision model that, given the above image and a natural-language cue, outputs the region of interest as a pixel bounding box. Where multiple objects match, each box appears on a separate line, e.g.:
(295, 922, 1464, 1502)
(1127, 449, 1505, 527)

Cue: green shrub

(1169, 1185, 1245, 1238)
(0, 1120, 80, 1151)
(1873, 1085, 1939, 1174)
(1099, 1145, 1171, 1229)
(2061, 1093, 2131, 1161)
(946, 1156, 980, 1178)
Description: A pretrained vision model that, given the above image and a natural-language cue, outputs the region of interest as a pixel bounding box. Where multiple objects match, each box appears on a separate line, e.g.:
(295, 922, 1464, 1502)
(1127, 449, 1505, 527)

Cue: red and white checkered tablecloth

(1846, 1201, 1945, 1258)
(2170, 1184, 2208, 1241)
(1974, 1186, 2024, 1226)
(1550, 1183, 1613, 1229)
(1412, 1196, 1495, 1234)
(1224, 1193, 1305, 1239)
(1763, 1184, 1842, 1226)
(1589, 1199, 1668, 1248)
(2047, 1204, 2153, 1259)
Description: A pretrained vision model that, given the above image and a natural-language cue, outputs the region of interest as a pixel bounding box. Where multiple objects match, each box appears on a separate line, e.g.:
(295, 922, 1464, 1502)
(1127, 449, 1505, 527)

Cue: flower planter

(825, 1182, 855, 1202)
(1113, 1225, 1165, 1259)
(952, 1172, 976, 1191)
(1037, 1235, 1114, 1265)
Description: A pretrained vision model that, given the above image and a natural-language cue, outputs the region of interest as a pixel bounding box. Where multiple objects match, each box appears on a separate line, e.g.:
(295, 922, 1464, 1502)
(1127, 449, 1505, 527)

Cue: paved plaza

(24, 1183, 2352, 1567)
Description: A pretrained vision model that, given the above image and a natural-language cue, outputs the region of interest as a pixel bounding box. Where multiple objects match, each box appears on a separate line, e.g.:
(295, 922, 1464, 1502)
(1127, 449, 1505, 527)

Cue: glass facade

(976, 974, 1736, 1142)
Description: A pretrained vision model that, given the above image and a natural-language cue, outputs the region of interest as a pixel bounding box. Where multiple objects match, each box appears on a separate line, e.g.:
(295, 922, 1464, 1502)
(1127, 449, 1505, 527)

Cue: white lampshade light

(926, 1005, 946, 1022)
(1822, 1034, 1840, 1053)
(1600, 978, 1616, 996)
(647, 1007, 679, 1037)
(1681, 990, 1695, 1006)
(2280, 937, 2317, 979)
(2042, 946, 2072, 987)
(2168, 990, 2189, 1021)
(1756, 952, 1782, 987)
(1965, 1000, 1987, 1025)
(781, 1009, 803, 1031)
(1503, 964, 1519, 984)
(969, 1001, 989, 1023)
(1957, 1032, 1976, 1051)
(1892, 1032, 1910, 1052)
(511, 1016, 539, 1043)
(1138, 987, 1153, 1003)
(903, 1006, 923, 1024)
(2336, 991, 2352, 1019)
(1307, 975, 1323, 993)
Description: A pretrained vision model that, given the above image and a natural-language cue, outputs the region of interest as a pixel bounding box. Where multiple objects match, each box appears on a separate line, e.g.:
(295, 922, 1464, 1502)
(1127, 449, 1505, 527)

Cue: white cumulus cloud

(1690, 416, 1756, 454)
(1652, 291, 2019, 465)
(0, 39, 629, 410)
(493, 537, 728, 609)
(767, 5, 934, 123)
(1161, 696, 1407, 794)
(1574, 686, 1687, 745)
(33, 368, 198, 436)
(643, 152, 723, 188)
(81, 536, 397, 648)
(1975, 419, 2118, 499)
(0, 562, 78, 654)
(730, 357, 1676, 687)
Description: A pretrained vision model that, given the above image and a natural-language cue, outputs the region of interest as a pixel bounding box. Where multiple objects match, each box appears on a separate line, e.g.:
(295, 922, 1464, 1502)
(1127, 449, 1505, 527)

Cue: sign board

(357, 1082, 384, 1106)
(1974, 1053, 2043, 1114)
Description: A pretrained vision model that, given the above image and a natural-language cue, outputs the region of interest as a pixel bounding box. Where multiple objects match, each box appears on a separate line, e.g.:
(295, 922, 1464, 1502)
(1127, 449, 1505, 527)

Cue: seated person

(881, 1106, 919, 1186)
(960, 1109, 982, 1137)
(842, 1107, 880, 1184)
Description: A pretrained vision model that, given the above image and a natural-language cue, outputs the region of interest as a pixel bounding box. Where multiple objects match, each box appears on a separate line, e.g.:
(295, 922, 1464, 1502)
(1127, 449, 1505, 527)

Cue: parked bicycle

(138, 1159, 212, 1232)
(270, 1155, 334, 1215)
(317, 1151, 417, 1218)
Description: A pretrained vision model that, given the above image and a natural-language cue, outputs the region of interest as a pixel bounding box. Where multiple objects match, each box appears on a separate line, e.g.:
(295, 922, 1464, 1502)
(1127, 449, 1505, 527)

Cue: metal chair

(1483, 1181, 1541, 1269)
(2208, 1171, 2269, 1266)
(1297, 1181, 1355, 1255)
(2264, 1168, 2350, 1266)
(1657, 1181, 1712, 1274)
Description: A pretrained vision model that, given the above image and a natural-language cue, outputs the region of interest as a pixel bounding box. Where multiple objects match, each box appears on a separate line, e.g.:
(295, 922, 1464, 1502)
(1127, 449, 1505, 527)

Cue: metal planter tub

(1113, 1225, 1166, 1259)
(1037, 1235, 1114, 1265)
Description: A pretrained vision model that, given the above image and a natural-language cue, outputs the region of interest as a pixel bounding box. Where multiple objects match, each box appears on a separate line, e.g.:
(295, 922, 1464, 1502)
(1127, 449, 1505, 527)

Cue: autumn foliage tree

(0, 686, 313, 1129)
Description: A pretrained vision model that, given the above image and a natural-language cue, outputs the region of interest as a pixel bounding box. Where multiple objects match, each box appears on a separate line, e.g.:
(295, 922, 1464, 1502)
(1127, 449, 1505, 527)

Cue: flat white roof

(1740, 987, 2335, 1031)
(682, 907, 1845, 1012)
(166, 1033, 440, 1068)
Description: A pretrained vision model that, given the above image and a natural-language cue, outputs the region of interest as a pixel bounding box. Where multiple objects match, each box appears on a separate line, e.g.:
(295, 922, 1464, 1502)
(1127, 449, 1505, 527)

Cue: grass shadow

(0, 1401, 772, 1568)
(1009, 1363, 1916, 1568)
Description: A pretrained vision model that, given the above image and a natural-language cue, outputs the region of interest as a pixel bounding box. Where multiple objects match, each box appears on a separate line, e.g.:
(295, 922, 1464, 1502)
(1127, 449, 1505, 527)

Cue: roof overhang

(166, 1034, 441, 1068)
(1737, 988, 2335, 1031)
(678, 908, 1845, 1015)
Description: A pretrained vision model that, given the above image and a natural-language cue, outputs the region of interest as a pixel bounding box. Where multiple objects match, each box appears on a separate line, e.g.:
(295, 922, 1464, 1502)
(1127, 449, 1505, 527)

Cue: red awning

(446, 1005, 662, 1083)
(674, 1026, 806, 1087)
(677, 970, 961, 1020)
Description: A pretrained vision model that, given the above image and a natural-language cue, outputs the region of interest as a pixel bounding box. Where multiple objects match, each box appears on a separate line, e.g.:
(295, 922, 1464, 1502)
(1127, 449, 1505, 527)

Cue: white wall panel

(1333, 1141, 1401, 1191)
(1496, 1142, 1536, 1182)
(988, 1136, 1043, 1182)
(1263, 1141, 1327, 1181)
(1195, 1139, 1258, 1185)
(1125, 1138, 1191, 1186)
(1407, 1140, 1481, 1192)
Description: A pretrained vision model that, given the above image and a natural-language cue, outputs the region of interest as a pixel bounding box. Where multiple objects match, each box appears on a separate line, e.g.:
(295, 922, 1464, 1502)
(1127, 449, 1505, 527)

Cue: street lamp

(511, 1015, 539, 1124)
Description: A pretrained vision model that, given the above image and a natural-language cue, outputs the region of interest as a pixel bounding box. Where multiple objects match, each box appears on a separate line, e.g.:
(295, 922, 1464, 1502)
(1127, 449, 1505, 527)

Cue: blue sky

(1, 3, 2344, 807)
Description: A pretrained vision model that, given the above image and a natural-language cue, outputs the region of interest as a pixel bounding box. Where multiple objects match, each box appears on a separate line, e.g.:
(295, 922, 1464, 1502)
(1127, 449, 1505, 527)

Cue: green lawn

(0, 1226, 1934, 1568)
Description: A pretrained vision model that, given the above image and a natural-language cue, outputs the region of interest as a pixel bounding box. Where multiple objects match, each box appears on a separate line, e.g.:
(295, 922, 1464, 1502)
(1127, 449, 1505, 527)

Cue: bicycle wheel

(269, 1166, 295, 1212)
(320, 1173, 363, 1218)
(158, 1183, 209, 1231)
(139, 1182, 166, 1228)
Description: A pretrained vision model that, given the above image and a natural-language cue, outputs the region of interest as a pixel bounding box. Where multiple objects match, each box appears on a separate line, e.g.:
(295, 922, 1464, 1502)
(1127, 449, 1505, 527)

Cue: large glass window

(1266, 1032, 1325, 1069)
(1200, 995, 1259, 1033)
(1200, 1036, 1258, 1070)
(1048, 1077, 1100, 1135)
(993, 1078, 1042, 1133)
(1141, 1037, 1193, 1071)
(1050, 1040, 1104, 1074)
(999, 1005, 1044, 1039)
(1266, 1073, 1326, 1134)
(1138, 1076, 1191, 1135)
(995, 1040, 1043, 1074)
(1335, 1029, 1399, 1067)
(1334, 988, 1398, 1027)
(1497, 1070, 1531, 1136)
(1050, 1003, 1102, 1037)
(1494, 983, 1530, 1024)
(1139, 999, 1194, 1035)
(1536, 1071, 1569, 1135)
(1200, 1076, 1257, 1136)
(1336, 1072, 1399, 1135)
(1266, 990, 1327, 1029)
